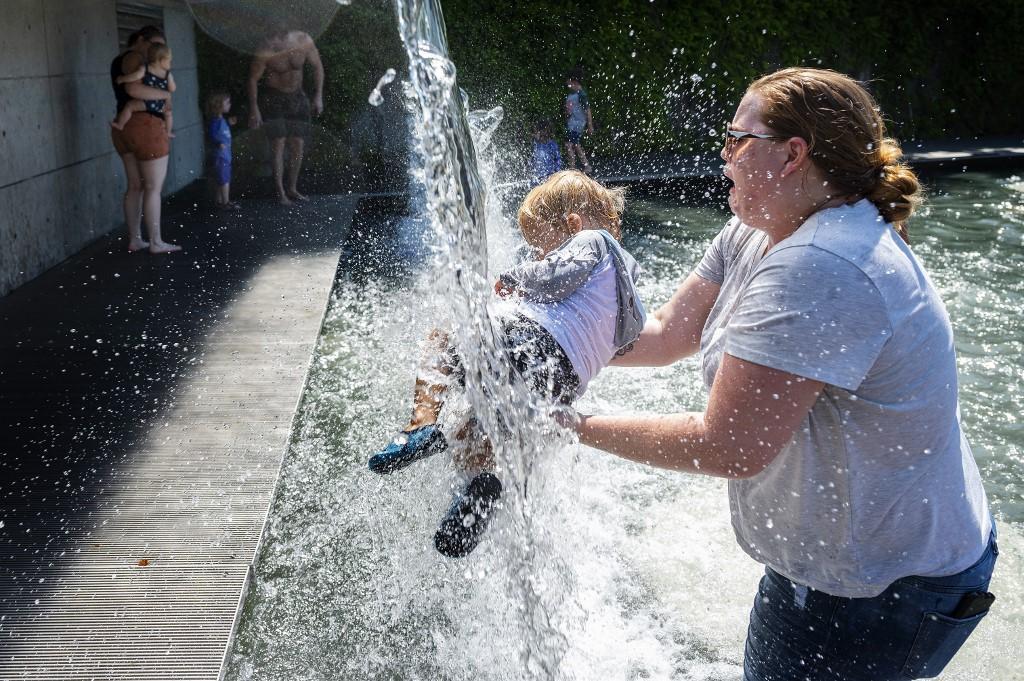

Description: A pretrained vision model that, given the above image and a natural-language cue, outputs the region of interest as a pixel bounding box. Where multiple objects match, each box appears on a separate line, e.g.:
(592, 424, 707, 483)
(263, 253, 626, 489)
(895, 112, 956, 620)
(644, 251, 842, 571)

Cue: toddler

(112, 43, 176, 137)
(369, 171, 646, 557)
(530, 119, 562, 184)
(205, 92, 237, 210)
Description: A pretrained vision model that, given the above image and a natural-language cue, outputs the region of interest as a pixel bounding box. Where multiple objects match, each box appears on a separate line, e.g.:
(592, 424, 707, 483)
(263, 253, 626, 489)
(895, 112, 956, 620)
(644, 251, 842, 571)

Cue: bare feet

(149, 241, 183, 254)
(277, 193, 293, 206)
(286, 190, 309, 202)
(128, 239, 150, 252)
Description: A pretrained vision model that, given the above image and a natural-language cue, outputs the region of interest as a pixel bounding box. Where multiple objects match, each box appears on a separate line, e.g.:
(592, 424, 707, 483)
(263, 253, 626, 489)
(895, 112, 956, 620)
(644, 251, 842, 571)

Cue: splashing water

(395, 0, 583, 675)
(224, 1, 1024, 678)
(225, 168, 1024, 681)
(368, 68, 398, 106)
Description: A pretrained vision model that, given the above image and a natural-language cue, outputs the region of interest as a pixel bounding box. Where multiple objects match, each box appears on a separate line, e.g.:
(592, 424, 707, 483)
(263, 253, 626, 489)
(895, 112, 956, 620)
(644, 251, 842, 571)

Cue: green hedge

(441, 0, 1024, 154)
(197, 1, 1022, 159)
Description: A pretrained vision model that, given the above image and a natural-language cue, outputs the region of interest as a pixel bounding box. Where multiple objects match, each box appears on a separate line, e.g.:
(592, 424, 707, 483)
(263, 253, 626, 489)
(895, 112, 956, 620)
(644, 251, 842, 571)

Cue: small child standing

(530, 119, 562, 184)
(111, 43, 176, 137)
(368, 171, 646, 558)
(205, 92, 237, 210)
(564, 67, 594, 174)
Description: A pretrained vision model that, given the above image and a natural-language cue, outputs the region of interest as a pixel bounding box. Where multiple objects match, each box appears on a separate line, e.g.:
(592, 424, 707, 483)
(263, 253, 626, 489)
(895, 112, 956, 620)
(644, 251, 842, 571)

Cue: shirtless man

(248, 29, 324, 205)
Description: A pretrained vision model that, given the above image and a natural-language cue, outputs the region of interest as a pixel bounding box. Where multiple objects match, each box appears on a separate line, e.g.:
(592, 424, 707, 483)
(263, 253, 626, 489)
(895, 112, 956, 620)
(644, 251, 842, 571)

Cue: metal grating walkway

(0, 194, 358, 679)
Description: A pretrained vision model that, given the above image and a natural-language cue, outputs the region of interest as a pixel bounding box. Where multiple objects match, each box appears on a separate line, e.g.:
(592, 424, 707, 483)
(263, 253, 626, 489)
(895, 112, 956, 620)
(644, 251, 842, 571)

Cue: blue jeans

(744, 530, 998, 680)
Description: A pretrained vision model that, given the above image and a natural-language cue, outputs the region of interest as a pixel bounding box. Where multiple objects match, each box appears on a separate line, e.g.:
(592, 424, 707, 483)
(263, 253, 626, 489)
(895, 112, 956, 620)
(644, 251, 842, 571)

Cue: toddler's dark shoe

(434, 472, 503, 558)
(368, 424, 447, 474)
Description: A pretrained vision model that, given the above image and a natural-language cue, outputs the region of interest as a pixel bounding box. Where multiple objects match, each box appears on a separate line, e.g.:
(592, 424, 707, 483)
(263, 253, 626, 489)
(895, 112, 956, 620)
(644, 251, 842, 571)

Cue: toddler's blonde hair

(148, 43, 172, 65)
(518, 170, 625, 241)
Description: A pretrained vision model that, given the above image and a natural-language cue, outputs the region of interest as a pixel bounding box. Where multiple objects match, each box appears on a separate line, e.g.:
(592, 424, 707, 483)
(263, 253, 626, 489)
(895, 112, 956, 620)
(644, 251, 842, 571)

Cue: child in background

(531, 119, 562, 184)
(111, 43, 176, 138)
(564, 67, 594, 174)
(368, 171, 647, 558)
(205, 92, 238, 210)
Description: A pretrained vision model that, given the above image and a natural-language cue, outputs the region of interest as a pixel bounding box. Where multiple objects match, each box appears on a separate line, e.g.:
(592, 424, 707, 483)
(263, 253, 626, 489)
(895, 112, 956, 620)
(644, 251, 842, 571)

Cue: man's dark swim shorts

(258, 88, 312, 140)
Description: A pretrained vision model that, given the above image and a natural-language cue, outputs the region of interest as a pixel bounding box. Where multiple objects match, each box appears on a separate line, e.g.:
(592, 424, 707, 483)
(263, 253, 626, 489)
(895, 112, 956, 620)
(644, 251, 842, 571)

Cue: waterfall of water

(394, 1, 585, 676)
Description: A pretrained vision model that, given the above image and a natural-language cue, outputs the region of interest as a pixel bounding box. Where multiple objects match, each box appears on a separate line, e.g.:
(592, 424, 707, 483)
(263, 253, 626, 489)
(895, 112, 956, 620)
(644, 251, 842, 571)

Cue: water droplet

(368, 68, 398, 107)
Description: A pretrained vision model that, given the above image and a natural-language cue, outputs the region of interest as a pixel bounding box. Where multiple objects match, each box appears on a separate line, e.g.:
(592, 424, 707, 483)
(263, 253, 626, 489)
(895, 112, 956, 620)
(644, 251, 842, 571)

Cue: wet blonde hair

(147, 43, 172, 65)
(749, 67, 922, 242)
(518, 170, 626, 243)
(205, 91, 230, 119)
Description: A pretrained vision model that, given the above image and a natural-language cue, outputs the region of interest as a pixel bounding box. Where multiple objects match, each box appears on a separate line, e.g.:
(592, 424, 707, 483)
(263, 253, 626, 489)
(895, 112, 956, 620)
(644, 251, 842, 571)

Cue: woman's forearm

(577, 412, 755, 479)
(580, 354, 824, 481)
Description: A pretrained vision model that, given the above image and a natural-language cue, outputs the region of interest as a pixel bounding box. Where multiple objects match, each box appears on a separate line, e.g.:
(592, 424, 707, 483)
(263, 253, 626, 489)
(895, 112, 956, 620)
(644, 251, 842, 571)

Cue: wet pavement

(0, 191, 357, 679)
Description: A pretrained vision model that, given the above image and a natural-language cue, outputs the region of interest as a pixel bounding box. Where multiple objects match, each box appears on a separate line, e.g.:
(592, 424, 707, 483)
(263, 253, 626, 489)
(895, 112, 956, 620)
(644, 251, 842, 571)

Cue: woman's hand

(552, 405, 581, 431)
(494, 279, 518, 298)
(248, 108, 262, 129)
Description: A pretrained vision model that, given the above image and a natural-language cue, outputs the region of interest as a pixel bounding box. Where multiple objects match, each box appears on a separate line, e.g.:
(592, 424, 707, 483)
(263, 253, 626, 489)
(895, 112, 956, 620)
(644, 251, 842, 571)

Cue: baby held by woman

(369, 171, 647, 557)
(111, 43, 176, 138)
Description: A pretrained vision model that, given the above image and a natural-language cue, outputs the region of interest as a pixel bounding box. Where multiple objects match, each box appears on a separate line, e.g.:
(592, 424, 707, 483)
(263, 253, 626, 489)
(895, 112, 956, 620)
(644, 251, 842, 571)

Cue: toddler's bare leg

(111, 100, 145, 130)
(406, 377, 445, 430)
(404, 328, 453, 431)
(451, 420, 495, 474)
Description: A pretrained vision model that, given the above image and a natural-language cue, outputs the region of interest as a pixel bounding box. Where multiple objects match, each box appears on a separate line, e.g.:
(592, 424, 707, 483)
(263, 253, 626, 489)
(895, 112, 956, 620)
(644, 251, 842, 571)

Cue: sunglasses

(723, 127, 789, 158)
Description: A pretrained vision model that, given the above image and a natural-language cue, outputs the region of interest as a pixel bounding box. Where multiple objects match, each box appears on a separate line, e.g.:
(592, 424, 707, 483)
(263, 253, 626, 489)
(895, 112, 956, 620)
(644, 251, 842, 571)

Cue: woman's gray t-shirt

(693, 200, 990, 598)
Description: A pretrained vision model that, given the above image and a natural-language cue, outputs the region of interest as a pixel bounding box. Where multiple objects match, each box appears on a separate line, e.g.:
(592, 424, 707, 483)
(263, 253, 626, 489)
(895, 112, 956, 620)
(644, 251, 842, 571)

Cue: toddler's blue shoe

(368, 424, 447, 474)
(434, 472, 503, 558)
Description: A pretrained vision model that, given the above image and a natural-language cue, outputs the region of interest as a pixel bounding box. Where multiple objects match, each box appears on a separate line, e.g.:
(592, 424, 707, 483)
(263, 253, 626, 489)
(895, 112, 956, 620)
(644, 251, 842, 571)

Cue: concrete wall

(161, 3, 203, 194)
(0, 0, 202, 296)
